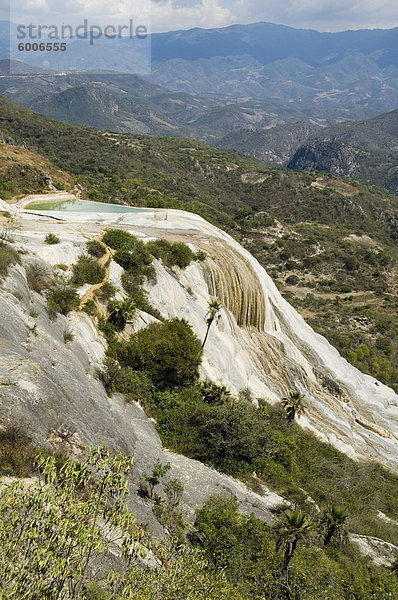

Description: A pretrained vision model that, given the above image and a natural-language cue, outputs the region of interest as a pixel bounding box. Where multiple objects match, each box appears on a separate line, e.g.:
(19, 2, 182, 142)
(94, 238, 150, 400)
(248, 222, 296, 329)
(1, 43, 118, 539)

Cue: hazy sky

(5, 0, 398, 33)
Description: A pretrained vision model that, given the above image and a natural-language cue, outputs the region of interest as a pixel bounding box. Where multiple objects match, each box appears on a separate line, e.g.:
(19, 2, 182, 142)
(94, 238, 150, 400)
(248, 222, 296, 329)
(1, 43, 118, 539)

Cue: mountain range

(0, 60, 376, 141)
(1, 20, 398, 114)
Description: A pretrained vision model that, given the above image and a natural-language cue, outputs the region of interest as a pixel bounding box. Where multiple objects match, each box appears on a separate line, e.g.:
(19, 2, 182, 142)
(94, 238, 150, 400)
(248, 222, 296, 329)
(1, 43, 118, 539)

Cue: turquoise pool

(26, 199, 147, 213)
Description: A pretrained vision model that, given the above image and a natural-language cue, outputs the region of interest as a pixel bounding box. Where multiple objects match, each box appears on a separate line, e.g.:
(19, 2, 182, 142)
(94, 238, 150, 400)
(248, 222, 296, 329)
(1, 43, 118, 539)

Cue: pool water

(26, 199, 147, 213)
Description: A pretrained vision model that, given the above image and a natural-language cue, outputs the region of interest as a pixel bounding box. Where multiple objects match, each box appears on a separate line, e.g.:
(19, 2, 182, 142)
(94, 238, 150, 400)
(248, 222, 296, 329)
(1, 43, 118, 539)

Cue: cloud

(152, 0, 398, 31)
(225, 0, 398, 31)
(151, 0, 234, 32)
(7, 0, 398, 32)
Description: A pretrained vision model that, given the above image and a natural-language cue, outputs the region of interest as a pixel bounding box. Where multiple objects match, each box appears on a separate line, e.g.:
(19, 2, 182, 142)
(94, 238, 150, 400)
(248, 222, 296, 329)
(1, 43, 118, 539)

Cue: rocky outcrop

(287, 140, 368, 177)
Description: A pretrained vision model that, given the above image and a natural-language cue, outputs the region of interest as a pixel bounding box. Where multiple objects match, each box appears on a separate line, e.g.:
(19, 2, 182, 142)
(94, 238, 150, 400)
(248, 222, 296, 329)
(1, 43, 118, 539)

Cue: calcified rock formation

(1, 197, 398, 484)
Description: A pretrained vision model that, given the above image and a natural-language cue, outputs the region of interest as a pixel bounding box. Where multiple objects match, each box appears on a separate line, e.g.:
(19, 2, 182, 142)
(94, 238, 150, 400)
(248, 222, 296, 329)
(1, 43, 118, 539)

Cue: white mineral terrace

(6, 196, 398, 469)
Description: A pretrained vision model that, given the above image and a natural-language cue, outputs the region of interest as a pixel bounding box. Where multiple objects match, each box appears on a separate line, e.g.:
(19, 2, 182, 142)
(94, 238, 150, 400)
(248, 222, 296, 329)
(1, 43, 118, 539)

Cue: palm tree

(201, 380, 231, 405)
(107, 298, 135, 331)
(276, 509, 314, 572)
(201, 299, 222, 350)
(322, 506, 349, 546)
(281, 391, 306, 423)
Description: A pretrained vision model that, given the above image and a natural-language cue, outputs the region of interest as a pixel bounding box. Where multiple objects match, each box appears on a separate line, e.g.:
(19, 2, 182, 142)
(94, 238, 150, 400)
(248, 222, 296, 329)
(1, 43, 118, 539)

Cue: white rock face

(5, 200, 398, 470)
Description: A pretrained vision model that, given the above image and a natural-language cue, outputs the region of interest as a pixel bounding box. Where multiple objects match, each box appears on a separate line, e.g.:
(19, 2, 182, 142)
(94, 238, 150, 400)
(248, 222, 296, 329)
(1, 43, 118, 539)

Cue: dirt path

(79, 245, 114, 309)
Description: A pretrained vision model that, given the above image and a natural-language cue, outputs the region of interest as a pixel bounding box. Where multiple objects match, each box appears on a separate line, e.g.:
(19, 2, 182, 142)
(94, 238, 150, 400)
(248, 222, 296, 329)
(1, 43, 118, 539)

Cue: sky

(3, 0, 398, 33)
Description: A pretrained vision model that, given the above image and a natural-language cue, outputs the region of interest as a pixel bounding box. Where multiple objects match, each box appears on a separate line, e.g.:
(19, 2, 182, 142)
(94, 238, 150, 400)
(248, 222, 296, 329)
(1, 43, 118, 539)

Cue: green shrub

(285, 274, 299, 285)
(115, 318, 202, 389)
(86, 239, 106, 258)
(98, 318, 116, 344)
(187, 400, 273, 472)
(44, 233, 60, 245)
(196, 250, 207, 261)
(113, 240, 155, 283)
(46, 286, 79, 316)
(0, 244, 20, 276)
(118, 369, 155, 405)
(102, 228, 135, 250)
(147, 239, 196, 269)
(83, 299, 96, 315)
(72, 255, 106, 285)
(94, 282, 116, 302)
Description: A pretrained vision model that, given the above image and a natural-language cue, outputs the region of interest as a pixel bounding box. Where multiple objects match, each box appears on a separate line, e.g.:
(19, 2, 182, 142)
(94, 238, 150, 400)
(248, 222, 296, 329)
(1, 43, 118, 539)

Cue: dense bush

(46, 286, 79, 316)
(147, 239, 196, 269)
(195, 496, 398, 600)
(118, 369, 155, 405)
(86, 239, 106, 258)
(187, 401, 273, 472)
(94, 281, 116, 302)
(71, 255, 106, 285)
(102, 228, 135, 250)
(113, 318, 202, 389)
(114, 247, 155, 281)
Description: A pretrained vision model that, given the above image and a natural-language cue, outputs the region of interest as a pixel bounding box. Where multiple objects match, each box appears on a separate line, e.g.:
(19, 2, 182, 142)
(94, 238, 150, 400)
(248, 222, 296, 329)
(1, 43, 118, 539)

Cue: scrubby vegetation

(146, 239, 197, 268)
(105, 318, 398, 552)
(46, 285, 80, 316)
(2, 444, 398, 600)
(0, 243, 20, 276)
(86, 238, 106, 258)
(71, 255, 106, 286)
(44, 232, 60, 244)
(194, 495, 398, 599)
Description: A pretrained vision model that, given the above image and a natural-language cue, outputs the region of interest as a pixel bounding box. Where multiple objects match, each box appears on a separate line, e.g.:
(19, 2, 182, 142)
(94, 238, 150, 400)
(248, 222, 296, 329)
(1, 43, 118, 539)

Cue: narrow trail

(79, 245, 113, 309)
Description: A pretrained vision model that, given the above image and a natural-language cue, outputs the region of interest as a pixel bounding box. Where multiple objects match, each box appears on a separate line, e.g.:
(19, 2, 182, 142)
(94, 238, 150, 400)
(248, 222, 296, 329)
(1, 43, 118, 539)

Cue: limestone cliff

(1, 197, 398, 537)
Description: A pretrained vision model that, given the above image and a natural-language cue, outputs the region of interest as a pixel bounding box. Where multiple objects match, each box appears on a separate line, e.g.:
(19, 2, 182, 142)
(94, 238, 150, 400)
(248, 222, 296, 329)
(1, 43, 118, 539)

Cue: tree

(0, 447, 136, 599)
(322, 506, 349, 546)
(281, 391, 306, 423)
(121, 318, 202, 389)
(276, 509, 314, 572)
(202, 300, 222, 350)
(107, 298, 135, 331)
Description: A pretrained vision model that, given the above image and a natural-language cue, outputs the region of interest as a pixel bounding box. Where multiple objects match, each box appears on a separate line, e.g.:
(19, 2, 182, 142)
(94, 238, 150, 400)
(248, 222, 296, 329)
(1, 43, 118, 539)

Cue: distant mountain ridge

(1, 21, 398, 112)
(0, 63, 371, 139)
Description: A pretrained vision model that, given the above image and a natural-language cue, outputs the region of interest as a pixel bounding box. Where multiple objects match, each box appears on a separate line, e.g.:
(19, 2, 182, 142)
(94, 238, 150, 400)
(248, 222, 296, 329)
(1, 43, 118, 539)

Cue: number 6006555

(18, 42, 67, 51)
